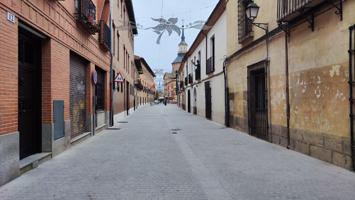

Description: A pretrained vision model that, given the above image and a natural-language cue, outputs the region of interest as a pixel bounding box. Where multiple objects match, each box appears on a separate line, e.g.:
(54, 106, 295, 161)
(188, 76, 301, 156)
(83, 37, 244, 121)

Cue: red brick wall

(0, 8, 18, 135)
(0, 0, 111, 134)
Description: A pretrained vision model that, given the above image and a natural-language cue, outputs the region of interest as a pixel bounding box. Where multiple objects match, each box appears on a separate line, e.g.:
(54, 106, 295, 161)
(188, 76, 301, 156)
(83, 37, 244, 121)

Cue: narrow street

(0, 105, 354, 200)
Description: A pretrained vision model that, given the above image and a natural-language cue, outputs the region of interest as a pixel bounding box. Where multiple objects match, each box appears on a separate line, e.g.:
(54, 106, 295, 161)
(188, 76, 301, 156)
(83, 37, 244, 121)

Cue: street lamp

(246, 2, 260, 22)
(245, 1, 269, 58)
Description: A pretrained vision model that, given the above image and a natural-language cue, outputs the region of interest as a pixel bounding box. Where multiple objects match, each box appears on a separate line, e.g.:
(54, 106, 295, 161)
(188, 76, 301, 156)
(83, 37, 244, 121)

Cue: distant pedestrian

(164, 98, 167, 106)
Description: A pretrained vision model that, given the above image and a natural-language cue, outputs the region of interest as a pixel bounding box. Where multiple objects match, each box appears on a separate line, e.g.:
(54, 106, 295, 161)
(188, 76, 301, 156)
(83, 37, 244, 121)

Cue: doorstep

(19, 152, 52, 175)
(70, 132, 91, 146)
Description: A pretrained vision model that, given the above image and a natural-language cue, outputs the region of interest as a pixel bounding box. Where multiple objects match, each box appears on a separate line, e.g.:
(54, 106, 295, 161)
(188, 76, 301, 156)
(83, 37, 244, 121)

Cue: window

(238, 0, 253, 42)
(210, 36, 215, 68)
(112, 26, 116, 56)
(207, 36, 215, 74)
(95, 68, 105, 110)
(117, 32, 120, 61)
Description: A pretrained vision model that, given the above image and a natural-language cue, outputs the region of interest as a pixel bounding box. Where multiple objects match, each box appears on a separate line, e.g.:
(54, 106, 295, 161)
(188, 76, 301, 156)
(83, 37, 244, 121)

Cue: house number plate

(7, 12, 16, 23)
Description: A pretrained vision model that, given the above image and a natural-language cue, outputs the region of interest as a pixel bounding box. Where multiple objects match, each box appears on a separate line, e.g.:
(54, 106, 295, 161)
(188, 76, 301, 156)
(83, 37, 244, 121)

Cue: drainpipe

(285, 30, 291, 148)
(223, 59, 230, 127)
(109, 15, 114, 127)
(349, 26, 355, 170)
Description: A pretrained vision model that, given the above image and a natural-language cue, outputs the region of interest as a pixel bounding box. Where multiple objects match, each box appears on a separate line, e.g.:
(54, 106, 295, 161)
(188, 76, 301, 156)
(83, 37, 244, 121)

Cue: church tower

(172, 26, 188, 72)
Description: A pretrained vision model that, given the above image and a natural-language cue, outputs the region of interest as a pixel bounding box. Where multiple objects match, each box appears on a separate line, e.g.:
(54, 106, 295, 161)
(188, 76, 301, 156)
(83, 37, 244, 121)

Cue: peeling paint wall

(226, 0, 355, 169)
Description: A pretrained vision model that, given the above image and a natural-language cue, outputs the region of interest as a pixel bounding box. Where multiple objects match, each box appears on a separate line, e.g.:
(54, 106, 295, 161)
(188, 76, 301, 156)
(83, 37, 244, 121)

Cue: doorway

(193, 88, 197, 115)
(205, 81, 212, 120)
(187, 90, 191, 113)
(18, 27, 42, 159)
(248, 66, 268, 141)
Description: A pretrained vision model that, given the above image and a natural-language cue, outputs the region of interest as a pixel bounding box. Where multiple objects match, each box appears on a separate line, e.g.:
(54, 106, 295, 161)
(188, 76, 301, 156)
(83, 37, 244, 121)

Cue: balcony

(277, 0, 341, 23)
(179, 81, 184, 91)
(188, 74, 193, 84)
(134, 79, 143, 90)
(206, 57, 215, 74)
(75, 0, 99, 34)
(195, 65, 201, 81)
(99, 20, 111, 51)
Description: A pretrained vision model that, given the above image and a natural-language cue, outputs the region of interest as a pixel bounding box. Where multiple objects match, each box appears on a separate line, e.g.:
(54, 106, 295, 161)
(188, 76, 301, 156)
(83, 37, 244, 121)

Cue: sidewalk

(0, 104, 354, 200)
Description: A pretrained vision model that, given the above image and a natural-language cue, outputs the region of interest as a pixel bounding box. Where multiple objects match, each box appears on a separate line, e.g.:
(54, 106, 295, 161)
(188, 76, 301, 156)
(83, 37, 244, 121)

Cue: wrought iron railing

(99, 20, 111, 51)
(188, 74, 193, 84)
(75, 0, 98, 34)
(277, 0, 313, 21)
(195, 63, 201, 81)
(206, 57, 215, 74)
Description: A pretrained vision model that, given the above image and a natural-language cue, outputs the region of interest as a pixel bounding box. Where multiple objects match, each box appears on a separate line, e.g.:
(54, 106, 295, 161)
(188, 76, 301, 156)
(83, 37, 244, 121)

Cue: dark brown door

(187, 90, 191, 113)
(70, 54, 88, 138)
(205, 82, 212, 119)
(248, 68, 268, 140)
(19, 28, 42, 159)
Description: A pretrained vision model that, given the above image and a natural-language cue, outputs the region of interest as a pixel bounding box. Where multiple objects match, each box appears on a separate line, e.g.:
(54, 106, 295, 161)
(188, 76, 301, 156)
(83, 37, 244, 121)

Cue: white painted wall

(184, 12, 227, 125)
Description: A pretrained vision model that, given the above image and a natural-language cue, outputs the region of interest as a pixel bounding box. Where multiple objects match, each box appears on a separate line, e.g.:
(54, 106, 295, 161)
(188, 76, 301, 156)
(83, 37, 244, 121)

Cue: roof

(125, 0, 138, 35)
(172, 53, 185, 64)
(179, 0, 226, 70)
(134, 56, 143, 74)
(135, 55, 156, 77)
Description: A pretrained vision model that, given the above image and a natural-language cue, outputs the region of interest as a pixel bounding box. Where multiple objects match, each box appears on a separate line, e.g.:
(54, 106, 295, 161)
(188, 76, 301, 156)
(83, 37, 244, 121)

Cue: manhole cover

(171, 131, 178, 134)
(171, 128, 181, 132)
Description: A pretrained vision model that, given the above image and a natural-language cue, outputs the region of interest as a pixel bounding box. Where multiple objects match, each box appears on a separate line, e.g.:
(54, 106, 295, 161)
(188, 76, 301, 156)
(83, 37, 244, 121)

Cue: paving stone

(0, 105, 355, 200)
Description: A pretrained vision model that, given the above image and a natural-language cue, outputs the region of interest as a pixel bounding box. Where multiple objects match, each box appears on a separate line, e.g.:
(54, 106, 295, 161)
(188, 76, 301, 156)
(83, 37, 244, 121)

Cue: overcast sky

(132, 0, 219, 75)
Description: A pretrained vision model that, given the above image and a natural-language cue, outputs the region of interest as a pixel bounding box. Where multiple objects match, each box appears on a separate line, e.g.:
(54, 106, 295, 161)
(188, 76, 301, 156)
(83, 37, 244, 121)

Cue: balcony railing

(99, 20, 111, 51)
(188, 74, 193, 84)
(134, 79, 143, 90)
(277, 0, 327, 22)
(206, 57, 215, 74)
(75, 0, 99, 34)
(195, 62, 201, 81)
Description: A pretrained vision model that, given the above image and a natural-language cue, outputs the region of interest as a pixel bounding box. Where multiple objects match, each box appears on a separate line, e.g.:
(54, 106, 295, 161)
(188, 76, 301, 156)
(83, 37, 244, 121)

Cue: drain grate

(171, 128, 181, 135)
(117, 121, 128, 124)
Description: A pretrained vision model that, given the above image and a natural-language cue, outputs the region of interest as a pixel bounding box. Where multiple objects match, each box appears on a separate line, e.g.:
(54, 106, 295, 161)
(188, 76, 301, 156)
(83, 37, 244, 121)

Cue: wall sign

(115, 73, 124, 83)
(7, 12, 16, 24)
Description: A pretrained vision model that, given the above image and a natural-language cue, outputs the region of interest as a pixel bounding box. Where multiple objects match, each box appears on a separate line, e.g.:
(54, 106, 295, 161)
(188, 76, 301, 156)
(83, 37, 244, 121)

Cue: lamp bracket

(306, 14, 315, 32)
(327, 0, 343, 21)
(252, 22, 268, 32)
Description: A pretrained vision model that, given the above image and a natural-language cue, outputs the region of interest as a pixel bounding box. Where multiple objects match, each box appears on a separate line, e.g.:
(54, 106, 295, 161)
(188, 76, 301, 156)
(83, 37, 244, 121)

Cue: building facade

(163, 72, 178, 103)
(166, 27, 188, 104)
(180, 0, 227, 125)
(0, 0, 112, 185)
(134, 56, 156, 106)
(111, 0, 137, 122)
(226, 0, 355, 170)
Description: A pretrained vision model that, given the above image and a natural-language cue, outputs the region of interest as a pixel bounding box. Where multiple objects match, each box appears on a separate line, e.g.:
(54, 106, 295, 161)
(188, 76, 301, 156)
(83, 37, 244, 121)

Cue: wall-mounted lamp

(246, 1, 269, 58)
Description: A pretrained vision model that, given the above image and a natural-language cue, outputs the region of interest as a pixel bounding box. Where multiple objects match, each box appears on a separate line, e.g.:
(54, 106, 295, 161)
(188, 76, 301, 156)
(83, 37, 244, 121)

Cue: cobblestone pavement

(1, 104, 355, 200)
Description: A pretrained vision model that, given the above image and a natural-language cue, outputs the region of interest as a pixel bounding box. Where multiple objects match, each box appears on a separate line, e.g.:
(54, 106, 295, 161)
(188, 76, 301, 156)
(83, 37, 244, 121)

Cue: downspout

(223, 59, 230, 127)
(109, 14, 114, 127)
(285, 31, 291, 148)
(349, 26, 355, 170)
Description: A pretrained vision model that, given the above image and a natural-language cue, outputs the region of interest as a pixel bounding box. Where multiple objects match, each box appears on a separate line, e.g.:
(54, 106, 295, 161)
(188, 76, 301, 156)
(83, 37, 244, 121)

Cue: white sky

(133, 0, 219, 75)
